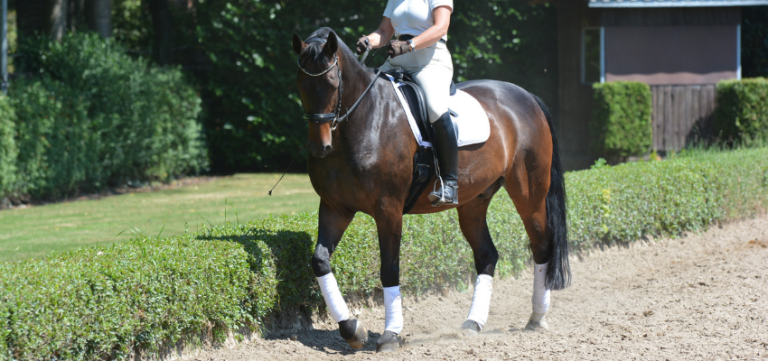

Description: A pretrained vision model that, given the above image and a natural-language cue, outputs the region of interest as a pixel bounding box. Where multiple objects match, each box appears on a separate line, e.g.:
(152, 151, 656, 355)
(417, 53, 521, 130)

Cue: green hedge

(0, 96, 16, 197)
(591, 81, 653, 158)
(2, 148, 768, 360)
(0, 236, 268, 360)
(7, 33, 208, 199)
(714, 78, 768, 146)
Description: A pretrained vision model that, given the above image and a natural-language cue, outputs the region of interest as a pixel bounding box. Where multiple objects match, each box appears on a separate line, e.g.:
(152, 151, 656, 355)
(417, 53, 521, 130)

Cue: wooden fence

(651, 84, 717, 152)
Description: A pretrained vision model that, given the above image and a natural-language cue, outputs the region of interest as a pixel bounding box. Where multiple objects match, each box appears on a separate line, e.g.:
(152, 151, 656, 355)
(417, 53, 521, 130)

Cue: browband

(305, 37, 326, 44)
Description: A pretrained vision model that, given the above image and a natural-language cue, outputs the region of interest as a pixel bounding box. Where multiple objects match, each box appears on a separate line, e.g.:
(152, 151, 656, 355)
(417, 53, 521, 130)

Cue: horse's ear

(323, 32, 338, 56)
(292, 33, 306, 55)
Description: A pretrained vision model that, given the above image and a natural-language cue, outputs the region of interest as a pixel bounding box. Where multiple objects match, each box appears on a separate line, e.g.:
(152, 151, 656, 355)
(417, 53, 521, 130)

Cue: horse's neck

(336, 57, 410, 159)
(340, 54, 375, 106)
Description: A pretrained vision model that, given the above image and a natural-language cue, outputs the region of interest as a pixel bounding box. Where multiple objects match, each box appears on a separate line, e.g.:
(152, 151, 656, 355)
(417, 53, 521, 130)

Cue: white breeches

(380, 41, 454, 123)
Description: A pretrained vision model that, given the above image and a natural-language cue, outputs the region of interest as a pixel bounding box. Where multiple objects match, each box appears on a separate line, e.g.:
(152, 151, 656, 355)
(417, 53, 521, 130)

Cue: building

(556, 0, 768, 169)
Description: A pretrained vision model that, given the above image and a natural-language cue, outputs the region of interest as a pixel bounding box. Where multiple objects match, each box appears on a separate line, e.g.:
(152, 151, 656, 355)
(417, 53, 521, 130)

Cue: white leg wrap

(532, 262, 551, 314)
(317, 273, 350, 322)
(466, 274, 493, 329)
(383, 286, 403, 334)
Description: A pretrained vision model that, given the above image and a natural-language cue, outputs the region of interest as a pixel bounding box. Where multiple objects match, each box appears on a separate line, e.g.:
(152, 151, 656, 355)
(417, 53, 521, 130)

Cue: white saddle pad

(385, 75, 491, 148)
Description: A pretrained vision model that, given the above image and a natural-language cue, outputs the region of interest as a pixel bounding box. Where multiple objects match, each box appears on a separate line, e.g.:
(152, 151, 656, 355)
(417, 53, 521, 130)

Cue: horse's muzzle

(307, 142, 333, 158)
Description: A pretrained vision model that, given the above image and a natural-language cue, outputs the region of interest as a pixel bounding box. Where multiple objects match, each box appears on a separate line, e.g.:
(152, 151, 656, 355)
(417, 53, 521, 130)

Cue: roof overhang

(589, 0, 768, 7)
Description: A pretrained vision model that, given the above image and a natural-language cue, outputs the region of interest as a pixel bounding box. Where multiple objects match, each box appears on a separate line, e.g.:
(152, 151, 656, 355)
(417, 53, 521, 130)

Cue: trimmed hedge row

(590, 81, 653, 158)
(3, 33, 208, 200)
(0, 236, 266, 360)
(2, 148, 768, 360)
(714, 77, 768, 145)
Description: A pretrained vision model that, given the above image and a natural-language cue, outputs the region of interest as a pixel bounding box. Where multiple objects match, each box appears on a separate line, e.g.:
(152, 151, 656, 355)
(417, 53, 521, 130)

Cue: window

(582, 27, 603, 84)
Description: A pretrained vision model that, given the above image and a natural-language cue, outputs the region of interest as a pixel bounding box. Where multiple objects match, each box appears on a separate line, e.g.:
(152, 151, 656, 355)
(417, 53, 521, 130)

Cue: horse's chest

(308, 160, 363, 201)
(307, 151, 410, 210)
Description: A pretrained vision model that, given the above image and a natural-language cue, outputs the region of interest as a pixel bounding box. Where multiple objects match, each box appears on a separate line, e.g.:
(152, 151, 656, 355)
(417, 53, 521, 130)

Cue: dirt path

(189, 215, 768, 361)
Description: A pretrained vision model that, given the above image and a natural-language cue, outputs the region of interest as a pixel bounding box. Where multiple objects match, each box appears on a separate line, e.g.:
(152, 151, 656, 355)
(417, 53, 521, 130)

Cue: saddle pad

(385, 75, 491, 148)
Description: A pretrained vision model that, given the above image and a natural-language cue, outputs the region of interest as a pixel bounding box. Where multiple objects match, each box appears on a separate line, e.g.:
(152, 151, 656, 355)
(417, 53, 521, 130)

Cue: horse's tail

(531, 94, 571, 290)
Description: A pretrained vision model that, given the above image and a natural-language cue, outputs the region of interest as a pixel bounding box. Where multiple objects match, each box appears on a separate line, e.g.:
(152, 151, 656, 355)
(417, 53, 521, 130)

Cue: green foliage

(448, 1, 557, 105)
(0, 97, 17, 197)
(590, 158, 608, 170)
(0, 236, 263, 360)
(568, 159, 720, 246)
(591, 81, 653, 157)
(11, 33, 207, 198)
(11, 78, 95, 198)
(191, 0, 556, 172)
(3, 148, 768, 359)
(677, 147, 768, 218)
(112, 0, 153, 54)
(714, 78, 768, 146)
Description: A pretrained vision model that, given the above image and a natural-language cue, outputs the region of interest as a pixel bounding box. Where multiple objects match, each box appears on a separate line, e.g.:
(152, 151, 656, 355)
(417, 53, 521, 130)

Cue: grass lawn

(0, 174, 319, 262)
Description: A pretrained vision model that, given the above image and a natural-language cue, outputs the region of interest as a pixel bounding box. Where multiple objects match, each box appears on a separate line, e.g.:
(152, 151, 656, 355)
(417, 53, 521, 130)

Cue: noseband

(297, 39, 383, 130)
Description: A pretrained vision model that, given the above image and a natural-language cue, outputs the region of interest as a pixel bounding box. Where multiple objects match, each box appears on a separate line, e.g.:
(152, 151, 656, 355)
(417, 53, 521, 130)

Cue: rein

(297, 42, 384, 130)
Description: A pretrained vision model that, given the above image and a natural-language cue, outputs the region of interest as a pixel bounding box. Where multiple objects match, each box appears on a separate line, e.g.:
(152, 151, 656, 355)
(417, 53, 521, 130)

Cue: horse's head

(293, 30, 342, 158)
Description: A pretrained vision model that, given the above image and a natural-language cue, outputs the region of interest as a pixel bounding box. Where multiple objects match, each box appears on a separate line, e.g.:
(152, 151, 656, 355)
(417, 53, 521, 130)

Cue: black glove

(386, 40, 412, 58)
(355, 36, 370, 55)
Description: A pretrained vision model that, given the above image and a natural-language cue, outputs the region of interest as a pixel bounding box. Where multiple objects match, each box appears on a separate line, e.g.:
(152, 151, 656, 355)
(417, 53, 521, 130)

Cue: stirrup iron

(428, 176, 458, 207)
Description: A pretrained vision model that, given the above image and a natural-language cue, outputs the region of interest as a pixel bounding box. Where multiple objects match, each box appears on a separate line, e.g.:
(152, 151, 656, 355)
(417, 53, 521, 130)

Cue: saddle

(381, 67, 457, 214)
(381, 68, 457, 145)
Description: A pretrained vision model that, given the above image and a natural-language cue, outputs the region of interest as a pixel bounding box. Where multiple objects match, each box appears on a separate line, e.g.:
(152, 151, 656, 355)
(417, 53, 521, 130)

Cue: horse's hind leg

(312, 200, 369, 349)
(504, 151, 554, 331)
(456, 187, 501, 335)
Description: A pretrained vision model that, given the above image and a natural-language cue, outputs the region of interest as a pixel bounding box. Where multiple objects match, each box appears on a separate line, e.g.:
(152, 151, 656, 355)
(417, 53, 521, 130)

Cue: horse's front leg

(373, 206, 405, 353)
(312, 200, 368, 349)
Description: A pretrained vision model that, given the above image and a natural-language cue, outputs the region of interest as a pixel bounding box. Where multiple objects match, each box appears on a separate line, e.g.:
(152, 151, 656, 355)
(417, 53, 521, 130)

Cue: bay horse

(293, 27, 570, 352)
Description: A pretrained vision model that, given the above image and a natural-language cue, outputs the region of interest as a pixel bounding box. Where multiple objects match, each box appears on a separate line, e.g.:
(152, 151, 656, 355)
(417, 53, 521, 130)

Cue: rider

(356, 0, 457, 207)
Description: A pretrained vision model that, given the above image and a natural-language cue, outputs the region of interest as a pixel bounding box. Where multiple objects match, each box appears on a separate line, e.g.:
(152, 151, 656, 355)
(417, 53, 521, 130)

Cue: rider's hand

(386, 40, 412, 58)
(355, 36, 370, 55)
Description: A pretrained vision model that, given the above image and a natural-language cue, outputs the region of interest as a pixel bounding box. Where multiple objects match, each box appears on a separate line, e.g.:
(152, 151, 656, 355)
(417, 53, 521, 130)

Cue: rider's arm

(410, 6, 451, 50)
(366, 17, 395, 49)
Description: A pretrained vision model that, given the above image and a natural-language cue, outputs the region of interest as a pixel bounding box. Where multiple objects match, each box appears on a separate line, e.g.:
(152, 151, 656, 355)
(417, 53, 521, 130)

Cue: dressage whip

(267, 153, 299, 196)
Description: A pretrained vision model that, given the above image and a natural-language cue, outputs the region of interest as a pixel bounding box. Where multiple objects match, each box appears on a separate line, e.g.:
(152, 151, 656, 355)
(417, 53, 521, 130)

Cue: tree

(85, 0, 112, 38)
(17, 0, 68, 42)
(17, 0, 112, 42)
(146, 0, 172, 65)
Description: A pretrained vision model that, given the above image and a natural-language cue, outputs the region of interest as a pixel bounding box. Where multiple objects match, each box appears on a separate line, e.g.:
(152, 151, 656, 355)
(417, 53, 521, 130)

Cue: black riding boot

(428, 112, 459, 207)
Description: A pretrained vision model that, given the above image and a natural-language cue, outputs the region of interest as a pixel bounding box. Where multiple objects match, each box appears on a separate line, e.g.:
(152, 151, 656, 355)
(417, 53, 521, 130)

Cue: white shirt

(383, 0, 453, 42)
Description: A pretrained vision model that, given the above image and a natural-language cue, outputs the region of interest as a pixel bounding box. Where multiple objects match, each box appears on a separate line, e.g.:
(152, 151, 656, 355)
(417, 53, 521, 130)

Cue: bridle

(297, 38, 383, 130)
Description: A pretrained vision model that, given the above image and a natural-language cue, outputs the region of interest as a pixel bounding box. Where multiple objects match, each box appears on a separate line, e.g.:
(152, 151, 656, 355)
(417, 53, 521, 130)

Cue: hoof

(524, 312, 549, 331)
(339, 318, 368, 350)
(375, 330, 404, 353)
(460, 320, 481, 337)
